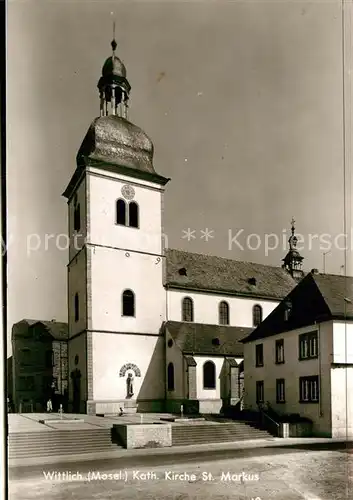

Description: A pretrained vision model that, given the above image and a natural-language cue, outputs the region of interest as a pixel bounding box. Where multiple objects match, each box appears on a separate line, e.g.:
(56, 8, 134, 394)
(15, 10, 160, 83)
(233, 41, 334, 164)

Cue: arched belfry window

(167, 362, 175, 391)
(203, 361, 216, 389)
(182, 297, 194, 322)
(116, 199, 127, 226)
(253, 304, 263, 327)
(128, 202, 139, 228)
(74, 293, 79, 322)
(219, 301, 229, 325)
(122, 289, 135, 317)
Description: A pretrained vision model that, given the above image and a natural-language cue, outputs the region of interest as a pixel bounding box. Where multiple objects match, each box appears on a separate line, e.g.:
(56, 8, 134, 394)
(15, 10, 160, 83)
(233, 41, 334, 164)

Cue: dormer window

(179, 268, 187, 276)
(248, 277, 257, 286)
(212, 338, 220, 346)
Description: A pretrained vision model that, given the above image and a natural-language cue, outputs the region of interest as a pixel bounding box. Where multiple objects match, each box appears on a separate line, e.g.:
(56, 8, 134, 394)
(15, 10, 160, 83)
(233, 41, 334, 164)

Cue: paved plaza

(9, 445, 353, 500)
(8, 412, 178, 433)
(8, 413, 353, 498)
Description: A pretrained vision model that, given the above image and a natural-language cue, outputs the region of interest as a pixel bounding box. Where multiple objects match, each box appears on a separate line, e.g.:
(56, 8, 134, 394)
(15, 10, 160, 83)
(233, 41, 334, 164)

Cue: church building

(63, 39, 303, 415)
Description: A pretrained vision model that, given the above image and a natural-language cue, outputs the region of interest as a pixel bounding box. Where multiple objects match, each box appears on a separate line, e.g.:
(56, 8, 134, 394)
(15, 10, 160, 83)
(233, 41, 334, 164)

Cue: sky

(6, 0, 352, 351)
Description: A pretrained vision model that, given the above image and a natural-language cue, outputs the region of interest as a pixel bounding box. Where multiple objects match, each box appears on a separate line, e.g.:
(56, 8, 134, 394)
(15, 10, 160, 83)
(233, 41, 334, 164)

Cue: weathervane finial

(111, 14, 117, 54)
(291, 217, 295, 234)
(288, 217, 298, 250)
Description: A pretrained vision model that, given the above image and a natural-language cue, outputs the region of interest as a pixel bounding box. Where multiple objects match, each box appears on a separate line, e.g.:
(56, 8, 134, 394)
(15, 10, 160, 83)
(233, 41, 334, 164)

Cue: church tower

(63, 38, 169, 414)
(282, 218, 304, 281)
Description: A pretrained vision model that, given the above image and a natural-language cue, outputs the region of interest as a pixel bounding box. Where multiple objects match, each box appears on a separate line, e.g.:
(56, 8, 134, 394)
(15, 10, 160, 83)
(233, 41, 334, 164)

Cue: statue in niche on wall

(126, 372, 134, 398)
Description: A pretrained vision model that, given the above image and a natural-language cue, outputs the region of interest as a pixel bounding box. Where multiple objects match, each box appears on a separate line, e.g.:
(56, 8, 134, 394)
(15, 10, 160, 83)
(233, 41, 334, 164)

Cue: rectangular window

(299, 331, 318, 360)
(276, 379, 285, 403)
(256, 381, 264, 403)
(51, 378, 58, 391)
(255, 344, 264, 367)
(19, 376, 35, 391)
(299, 376, 319, 403)
(20, 348, 31, 366)
(275, 339, 284, 364)
(74, 293, 79, 322)
(45, 350, 54, 368)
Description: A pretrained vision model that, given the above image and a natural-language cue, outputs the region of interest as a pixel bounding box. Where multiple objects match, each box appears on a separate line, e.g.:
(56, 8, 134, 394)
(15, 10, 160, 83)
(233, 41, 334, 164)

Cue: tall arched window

(116, 199, 127, 226)
(73, 203, 80, 232)
(253, 304, 263, 327)
(219, 301, 229, 325)
(167, 362, 175, 391)
(122, 289, 135, 317)
(74, 293, 79, 322)
(182, 297, 194, 322)
(203, 361, 216, 389)
(128, 202, 139, 228)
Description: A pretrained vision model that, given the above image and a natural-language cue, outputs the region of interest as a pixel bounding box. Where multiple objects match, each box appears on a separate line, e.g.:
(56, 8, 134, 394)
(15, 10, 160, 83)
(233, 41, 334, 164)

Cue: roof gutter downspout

(164, 259, 169, 405)
(317, 322, 323, 418)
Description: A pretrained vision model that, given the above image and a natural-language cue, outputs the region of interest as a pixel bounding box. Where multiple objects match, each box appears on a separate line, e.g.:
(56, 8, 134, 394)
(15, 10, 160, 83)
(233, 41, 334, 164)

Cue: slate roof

(12, 319, 68, 341)
(226, 357, 240, 367)
(241, 272, 353, 343)
(35, 321, 69, 341)
(184, 355, 197, 367)
(312, 273, 353, 318)
(165, 320, 253, 356)
(165, 248, 296, 300)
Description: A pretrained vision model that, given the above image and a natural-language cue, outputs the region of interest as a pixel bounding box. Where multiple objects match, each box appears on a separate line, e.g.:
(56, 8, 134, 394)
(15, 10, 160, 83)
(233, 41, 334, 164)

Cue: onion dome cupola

(98, 38, 131, 119)
(67, 37, 170, 194)
(282, 218, 304, 280)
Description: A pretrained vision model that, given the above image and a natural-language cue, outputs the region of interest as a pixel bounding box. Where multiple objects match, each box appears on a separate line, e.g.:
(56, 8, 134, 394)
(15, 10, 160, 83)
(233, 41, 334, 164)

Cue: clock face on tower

(121, 184, 135, 201)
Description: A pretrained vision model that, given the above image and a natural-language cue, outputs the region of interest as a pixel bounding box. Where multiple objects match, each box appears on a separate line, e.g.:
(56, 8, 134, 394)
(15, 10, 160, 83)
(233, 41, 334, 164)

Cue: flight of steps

(172, 421, 273, 447)
(8, 428, 122, 460)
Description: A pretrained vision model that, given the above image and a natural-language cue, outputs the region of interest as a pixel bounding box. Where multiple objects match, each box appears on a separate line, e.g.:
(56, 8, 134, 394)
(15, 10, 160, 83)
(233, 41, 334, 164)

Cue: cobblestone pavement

(9, 448, 353, 499)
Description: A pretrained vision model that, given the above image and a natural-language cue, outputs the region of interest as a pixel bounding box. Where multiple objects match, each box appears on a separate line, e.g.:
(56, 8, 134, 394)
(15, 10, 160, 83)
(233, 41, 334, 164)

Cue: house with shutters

(241, 271, 353, 437)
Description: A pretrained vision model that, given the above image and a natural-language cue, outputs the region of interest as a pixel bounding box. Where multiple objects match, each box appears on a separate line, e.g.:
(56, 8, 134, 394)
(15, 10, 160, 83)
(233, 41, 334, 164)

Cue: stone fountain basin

(113, 422, 172, 449)
(160, 417, 205, 422)
(39, 418, 85, 424)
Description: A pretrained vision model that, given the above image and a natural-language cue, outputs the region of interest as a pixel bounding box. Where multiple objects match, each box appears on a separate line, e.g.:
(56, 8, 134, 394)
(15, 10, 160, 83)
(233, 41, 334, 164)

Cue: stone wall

(199, 399, 222, 414)
(52, 340, 68, 395)
(113, 423, 172, 449)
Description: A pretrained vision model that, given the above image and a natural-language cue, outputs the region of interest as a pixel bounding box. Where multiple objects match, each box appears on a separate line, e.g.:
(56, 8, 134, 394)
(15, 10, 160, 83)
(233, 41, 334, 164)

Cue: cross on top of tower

(289, 217, 297, 249)
(111, 19, 117, 54)
(291, 217, 295, 232)
(282, 217, 304, 279)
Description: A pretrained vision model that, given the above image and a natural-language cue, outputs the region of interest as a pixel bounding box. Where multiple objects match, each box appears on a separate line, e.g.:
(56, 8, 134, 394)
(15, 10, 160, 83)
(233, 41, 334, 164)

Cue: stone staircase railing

(257, 403, 280, 437)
